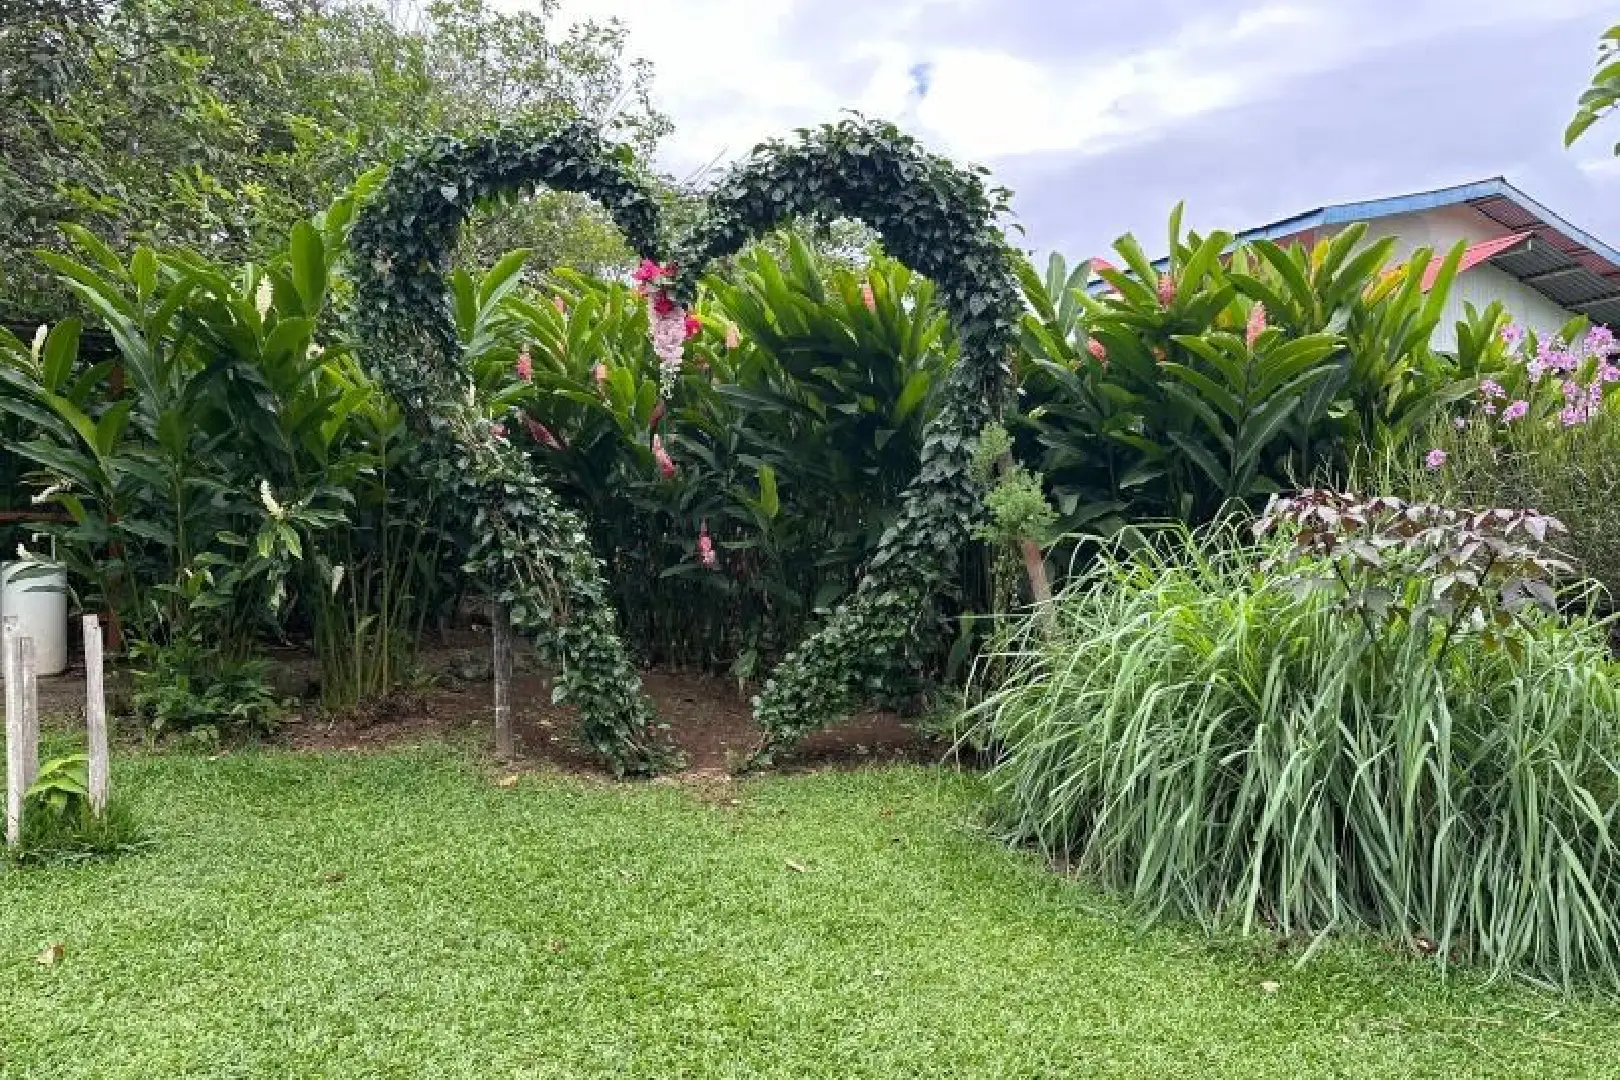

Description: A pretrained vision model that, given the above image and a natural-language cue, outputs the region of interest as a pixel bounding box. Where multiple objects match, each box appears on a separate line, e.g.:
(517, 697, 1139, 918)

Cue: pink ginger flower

(683, 313, 702, 340)
(1603, 363, 1620, 383)
(1478, 378, 1504, 400)
(593, 362, 608, 385)
(860, 282, 877, 312)
(1526, 358, 1545, 384)
(491, 423, 508, 439)
(1561, 405, 1590, 427)
(1453, 416, 1469, 431)
(1502, 399, 1529, 423)
(1157, 274, 1176, 307)
(1501, 322, 1526, 349)
(1245, 302, 1267, 349)
(652, 434, 676, 479)
(1424, 447, 1447, 470)
(1086, 338, 1107, 364)
(525, 416, 562, 450)
(632, 259, 666, 284)
(515, 347, 534, 382)
(724, 323, 741, 350)
(697, 521, 717, 569)
(651, 291, 676, 317)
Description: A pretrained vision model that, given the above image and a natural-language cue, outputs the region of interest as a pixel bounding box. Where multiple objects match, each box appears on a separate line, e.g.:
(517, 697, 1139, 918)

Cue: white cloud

(525, 0, 1615, 182)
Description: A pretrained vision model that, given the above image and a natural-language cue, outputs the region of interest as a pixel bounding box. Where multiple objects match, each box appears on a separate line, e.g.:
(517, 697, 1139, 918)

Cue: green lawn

(3, 749, 1618, 1079)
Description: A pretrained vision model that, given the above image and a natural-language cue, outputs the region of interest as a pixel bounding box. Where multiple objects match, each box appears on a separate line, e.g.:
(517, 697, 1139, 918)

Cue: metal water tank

(0, 559, 69, 676)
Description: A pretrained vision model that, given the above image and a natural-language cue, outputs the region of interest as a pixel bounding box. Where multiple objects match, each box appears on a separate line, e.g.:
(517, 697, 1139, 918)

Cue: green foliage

(0, 0, 669, 324)
(1568, 24, 1620, 149)
(0, 192, 453, 706)
(1014, 215, 1472, 533)
(1380, 404, 1620, 612)
(349, 122, 668, 775)
(675, 118, 1024, 754)
(12, 754, 143, 866)
(350, 117, 1021, 765)
(465, 239, 956, 675)
(970, 525, 1620, 988)
(131, 637, 284, 741)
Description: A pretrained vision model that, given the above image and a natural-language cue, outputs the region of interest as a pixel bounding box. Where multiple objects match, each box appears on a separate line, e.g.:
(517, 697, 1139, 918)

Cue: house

(1231, 178, 1620, 349)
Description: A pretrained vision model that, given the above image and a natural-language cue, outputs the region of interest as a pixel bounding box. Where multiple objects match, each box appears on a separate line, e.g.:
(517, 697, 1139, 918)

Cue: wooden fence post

(4, 615, 22, 848)
(492, 602, 514, 761)
(19, 635, 38, 794)
(84, 615, 109, 817)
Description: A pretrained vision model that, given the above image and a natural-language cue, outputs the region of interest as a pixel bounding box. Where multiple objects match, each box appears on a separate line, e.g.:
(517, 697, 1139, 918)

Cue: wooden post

(4, 616, 22, 848)
(84, 615, 109, 817)
(492, 602, 514, 761)
(995, 453, 1053, 607)
(18, 635, 38, 793)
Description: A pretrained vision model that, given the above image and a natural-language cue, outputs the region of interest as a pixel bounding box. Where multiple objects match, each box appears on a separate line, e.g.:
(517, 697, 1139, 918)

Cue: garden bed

(30, 631, 934, 778)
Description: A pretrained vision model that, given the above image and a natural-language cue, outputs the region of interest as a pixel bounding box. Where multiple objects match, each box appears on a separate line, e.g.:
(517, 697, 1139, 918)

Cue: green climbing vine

(671, 118, 1026, 756)
(347, 123, 667, 775)
(346, 116, 1024, 769)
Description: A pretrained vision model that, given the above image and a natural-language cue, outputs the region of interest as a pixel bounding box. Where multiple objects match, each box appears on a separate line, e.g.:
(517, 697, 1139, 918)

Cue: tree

(0, 0, 671, 324)
(1568, 24, 1620, 150)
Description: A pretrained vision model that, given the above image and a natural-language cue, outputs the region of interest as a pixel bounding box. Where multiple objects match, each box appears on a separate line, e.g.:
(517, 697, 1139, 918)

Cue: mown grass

(2, 748, 1619, 1079)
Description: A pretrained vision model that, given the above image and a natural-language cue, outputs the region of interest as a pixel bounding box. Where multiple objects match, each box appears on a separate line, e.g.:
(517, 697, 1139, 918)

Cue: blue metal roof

(1107, 178, 1620, 325)
(1234, 177, 1620, 269)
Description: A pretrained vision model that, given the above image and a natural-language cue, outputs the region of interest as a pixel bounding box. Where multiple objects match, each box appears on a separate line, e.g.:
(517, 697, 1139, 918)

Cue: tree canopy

(0, 0, 670, 324)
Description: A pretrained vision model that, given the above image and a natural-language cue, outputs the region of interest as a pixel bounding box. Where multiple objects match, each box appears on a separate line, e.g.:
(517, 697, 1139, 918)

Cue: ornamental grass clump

(970, 504, 1620, 988)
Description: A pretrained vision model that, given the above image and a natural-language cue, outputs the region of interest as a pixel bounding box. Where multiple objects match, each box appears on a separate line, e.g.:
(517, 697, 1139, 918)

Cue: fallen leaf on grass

(785, 859, 808, 873)
(496, 774, 520, 788)
(319, 871, 346, 885)
(1259, 980, 1281, 995)
(35, 943, 64, 967)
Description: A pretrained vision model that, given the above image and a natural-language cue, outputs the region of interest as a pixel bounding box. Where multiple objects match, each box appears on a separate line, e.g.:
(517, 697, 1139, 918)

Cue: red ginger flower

(683, 313, 701, 340)
(525, 416, 562, 450)
(1158, 274, 1176, 307)
(1086, 338, 1107, 364)
(515, 347, 533, 382)
(697, 521, 717, 569)
(632, 259, 666, 284)
(860, 282, 876, 311)
(652, 434, 675, 479)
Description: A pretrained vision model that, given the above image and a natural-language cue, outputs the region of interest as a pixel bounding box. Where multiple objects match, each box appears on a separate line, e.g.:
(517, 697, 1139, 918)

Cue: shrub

(131, 638, 284, 742)
(1382, 320, 1620, 608)
(968, 517, 1620, 988)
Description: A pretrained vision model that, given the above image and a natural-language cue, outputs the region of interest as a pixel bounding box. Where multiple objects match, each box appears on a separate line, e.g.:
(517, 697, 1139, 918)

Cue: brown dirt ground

(30, 629, 941, 778)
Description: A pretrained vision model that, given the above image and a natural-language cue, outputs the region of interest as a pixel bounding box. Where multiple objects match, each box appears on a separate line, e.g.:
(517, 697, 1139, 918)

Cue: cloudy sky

(542, 0, 1620, 261)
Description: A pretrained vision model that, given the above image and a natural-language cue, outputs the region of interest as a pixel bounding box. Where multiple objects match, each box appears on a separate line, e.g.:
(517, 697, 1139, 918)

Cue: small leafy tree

(1568, 24, 1620, 150)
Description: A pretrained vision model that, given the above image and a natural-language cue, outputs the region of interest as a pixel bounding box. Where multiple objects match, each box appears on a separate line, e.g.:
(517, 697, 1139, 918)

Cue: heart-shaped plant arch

(348, 118, 1023, 772)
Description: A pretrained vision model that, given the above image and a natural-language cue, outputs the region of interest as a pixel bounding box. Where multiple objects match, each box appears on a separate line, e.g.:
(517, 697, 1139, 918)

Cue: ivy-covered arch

(347, 123, 668, 775)
(346, 117, 1024, 771)
(671, 120, 1025, 754)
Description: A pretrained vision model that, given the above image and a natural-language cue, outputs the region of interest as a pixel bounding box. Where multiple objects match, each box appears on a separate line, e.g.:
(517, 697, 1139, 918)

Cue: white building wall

(1323, 206, 1583, 350)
